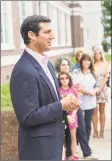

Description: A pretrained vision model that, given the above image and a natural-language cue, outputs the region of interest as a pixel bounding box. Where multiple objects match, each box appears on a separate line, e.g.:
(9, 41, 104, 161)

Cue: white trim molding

(1, 48, 73, 67)
(71, 7, 82, 16)
(1, 55, 21, 67)
(48, 1, 71, 15)
(19, 1, 33, 49)
(45, 47, 73, 57)
(1, 43, 15, 51)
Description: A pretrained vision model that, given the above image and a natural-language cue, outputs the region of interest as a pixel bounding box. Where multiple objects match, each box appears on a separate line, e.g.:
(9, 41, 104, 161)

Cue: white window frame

(1, 1, 15, 50)
(19, 1, 33, 49)
(48, 3, 58, 47)
(36, 1, 40, 15)
(39, 1, 48, 16)
(66, 14, 72, 46)
(58, 10, 66, 47)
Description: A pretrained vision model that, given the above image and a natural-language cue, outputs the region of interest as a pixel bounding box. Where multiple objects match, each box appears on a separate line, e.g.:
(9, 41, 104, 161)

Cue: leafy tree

(101, 1, 111, 38)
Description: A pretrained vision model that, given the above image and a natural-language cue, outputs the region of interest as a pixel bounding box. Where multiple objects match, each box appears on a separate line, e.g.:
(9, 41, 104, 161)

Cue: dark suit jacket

(10, 50, 65, 160)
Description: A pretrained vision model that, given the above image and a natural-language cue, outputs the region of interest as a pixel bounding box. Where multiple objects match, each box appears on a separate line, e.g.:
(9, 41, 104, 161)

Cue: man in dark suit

(10, 15, 80, 160)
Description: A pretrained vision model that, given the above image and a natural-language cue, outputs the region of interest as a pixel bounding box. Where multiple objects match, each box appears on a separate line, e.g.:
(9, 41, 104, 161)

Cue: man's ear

(28, 31, 37, 41)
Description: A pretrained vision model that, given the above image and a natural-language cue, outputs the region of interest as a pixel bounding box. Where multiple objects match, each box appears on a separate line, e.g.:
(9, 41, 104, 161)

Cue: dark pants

(83, 109, 94, 142)
(65, 108, 92, 157)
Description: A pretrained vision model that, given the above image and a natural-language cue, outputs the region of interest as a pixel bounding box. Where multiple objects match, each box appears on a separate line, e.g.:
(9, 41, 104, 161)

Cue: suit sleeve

(10, 70, 63, 128)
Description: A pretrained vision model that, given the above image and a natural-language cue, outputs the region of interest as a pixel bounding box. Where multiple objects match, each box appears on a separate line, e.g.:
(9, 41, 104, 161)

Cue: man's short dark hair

(20, 15, 51, 45)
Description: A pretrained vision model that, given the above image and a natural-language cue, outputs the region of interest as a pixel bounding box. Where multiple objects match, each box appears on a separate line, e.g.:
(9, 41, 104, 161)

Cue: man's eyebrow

(44, 29, 52, 32)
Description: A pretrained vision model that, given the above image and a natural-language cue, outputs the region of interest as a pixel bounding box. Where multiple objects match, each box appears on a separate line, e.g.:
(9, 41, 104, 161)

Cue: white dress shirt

(25, 47, 59, 100)
(75, 69, 96, 110)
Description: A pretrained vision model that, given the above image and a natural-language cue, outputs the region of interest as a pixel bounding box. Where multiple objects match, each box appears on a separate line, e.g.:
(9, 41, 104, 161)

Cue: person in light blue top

(72, 50, 84, 71)
(73, 54, 96, 143)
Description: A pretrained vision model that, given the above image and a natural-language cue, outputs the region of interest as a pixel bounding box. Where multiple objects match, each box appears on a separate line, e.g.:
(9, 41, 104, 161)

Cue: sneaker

(84, 154, 98, 160)
(72, 156, 79, 160)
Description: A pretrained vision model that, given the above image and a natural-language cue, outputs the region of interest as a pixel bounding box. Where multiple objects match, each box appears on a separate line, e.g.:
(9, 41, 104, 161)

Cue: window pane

(40, 1, 48, 16)
(1, 2, 3, 43)
(48, 4, 58, 46)
(1, 27, 3, 43)
(21, 2, 26, 17)
(26, 2, 33, 16)
(1, 2, 9, 43)
(3, 1, 9, 13)
(37, 1, 40, 15)
(4, 13, 9, 43)
(20, 1, 33, 44)
(1, 1, 13, 46)
(58, 10, 66, 46)
(66, 15, 72, 45)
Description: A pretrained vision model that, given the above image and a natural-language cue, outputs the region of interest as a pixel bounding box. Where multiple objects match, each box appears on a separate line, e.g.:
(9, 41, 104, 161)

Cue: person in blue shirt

(72, 50, 84, 71)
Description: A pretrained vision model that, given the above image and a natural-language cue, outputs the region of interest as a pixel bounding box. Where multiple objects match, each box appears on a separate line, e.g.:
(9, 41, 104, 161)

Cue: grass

(104, 54, 111, 63)
(1, 106, 13, 112)
(1, 84, 13, 111)
(69, 55, 76, 65)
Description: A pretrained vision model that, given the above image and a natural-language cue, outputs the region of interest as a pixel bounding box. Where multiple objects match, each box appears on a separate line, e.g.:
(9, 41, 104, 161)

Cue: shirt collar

(82, 69, 91, 75)
(25, 47, 48, 67)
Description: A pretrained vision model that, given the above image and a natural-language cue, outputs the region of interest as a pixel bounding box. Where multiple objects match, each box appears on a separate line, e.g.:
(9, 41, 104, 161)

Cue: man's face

(29, 22, 54, 52)
(37, 22, 54, 51)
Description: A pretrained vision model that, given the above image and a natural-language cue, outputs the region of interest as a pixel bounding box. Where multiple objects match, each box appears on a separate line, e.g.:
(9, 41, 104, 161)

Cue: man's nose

(50, 32, 55, 40)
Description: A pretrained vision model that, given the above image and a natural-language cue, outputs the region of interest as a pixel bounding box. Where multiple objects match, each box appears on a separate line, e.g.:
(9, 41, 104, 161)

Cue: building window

(65, 14, 72, 46)
(86, 28, 89, 38)
(48, 4, 58, 47)
(37, 1, 40, 15)
(1, 1, 14, 50)
(39, 1, 48, 16)
(19, 1, 33, 48)
(58, 10, 66, 46)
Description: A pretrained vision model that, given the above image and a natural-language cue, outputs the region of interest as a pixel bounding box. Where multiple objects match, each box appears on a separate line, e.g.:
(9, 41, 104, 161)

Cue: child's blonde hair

(74, 50, 84, 62)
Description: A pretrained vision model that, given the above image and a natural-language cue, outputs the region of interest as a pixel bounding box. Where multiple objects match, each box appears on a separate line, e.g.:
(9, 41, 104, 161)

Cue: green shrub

(1, 84, 12, 107)
(104, 54, 111, 63)
(69, 55, 76, 65)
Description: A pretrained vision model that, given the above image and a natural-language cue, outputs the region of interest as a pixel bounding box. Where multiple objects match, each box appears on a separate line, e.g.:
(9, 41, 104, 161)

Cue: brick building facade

(1, 1, 103, 84)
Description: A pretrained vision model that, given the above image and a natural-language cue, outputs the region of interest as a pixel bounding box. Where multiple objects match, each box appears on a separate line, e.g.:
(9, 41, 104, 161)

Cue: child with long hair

(58, 72, 80, 160)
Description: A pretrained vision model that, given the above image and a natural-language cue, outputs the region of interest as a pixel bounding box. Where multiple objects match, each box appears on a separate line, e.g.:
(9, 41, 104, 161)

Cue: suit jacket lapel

(38, 68, 59, 101)
(47, 62, 61, 99)
(23, 50, 59, 101)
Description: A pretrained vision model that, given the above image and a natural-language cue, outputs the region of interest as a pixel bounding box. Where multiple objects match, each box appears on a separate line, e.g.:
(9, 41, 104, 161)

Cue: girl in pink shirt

(58, 72, 80, 160)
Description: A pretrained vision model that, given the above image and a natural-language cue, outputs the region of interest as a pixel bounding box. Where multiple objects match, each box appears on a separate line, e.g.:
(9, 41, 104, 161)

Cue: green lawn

(69, 55, 76, 65)
(104, 54, 111, 63)
(1, 106, 13, 112)
(1, 84, 13, 111)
